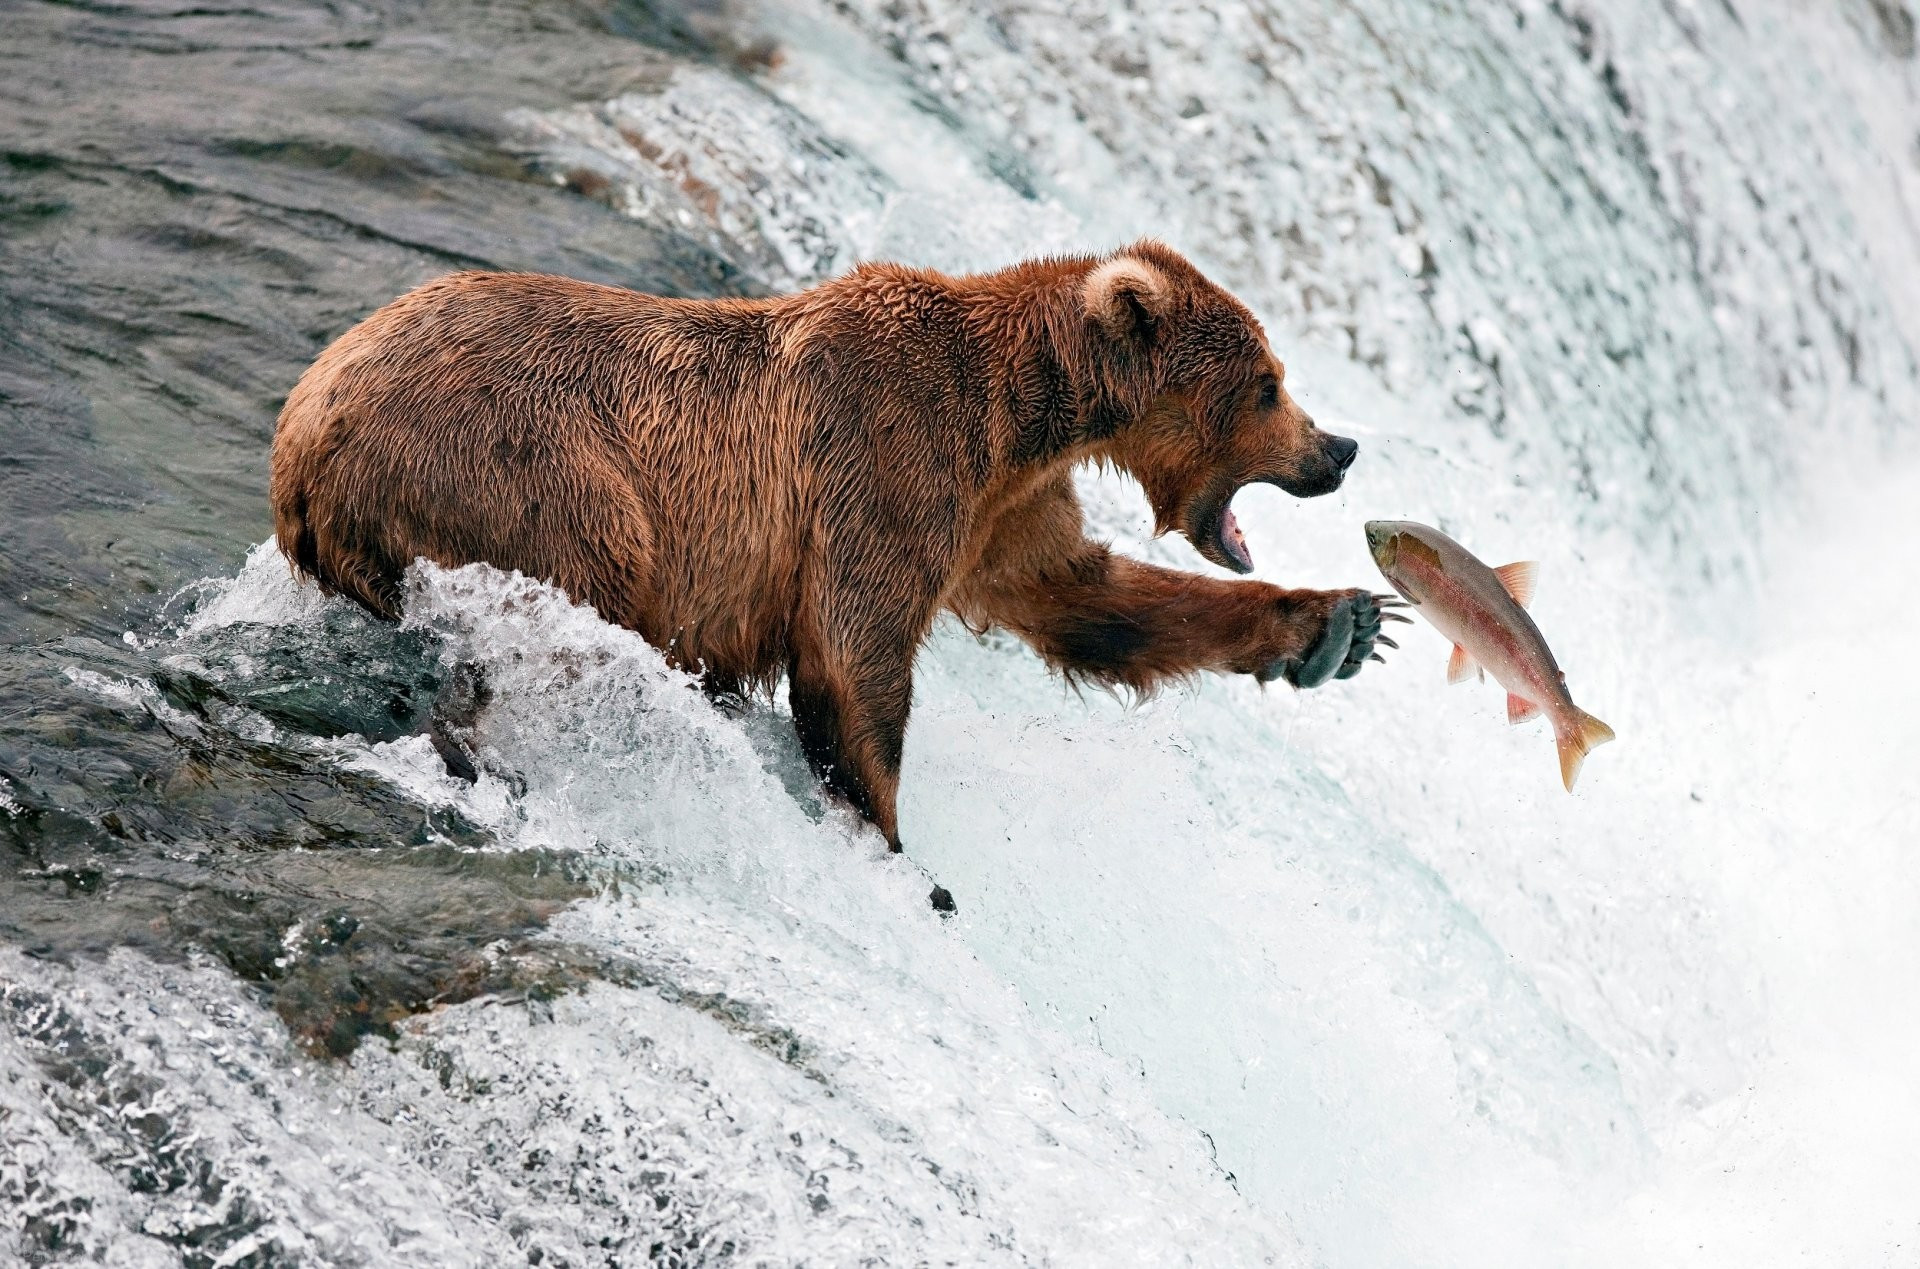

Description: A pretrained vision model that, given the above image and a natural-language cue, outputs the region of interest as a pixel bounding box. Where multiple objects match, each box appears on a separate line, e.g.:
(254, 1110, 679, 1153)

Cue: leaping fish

(1365, 520, 1615, 791)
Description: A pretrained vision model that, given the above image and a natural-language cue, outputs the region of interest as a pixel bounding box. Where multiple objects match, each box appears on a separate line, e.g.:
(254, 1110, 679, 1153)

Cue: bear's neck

(971, 266, 1152, 475)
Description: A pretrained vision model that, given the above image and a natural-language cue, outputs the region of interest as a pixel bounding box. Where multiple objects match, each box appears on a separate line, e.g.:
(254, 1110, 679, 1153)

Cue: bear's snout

(1274, 430, 1358, 498)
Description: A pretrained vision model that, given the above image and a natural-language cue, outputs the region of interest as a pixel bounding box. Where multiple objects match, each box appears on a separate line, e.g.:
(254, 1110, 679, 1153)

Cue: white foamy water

(8, 0, 1920, 1264)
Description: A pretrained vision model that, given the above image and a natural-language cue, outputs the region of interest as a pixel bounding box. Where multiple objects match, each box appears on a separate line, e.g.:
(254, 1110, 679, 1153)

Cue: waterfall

(3, 1, 1917, 1264)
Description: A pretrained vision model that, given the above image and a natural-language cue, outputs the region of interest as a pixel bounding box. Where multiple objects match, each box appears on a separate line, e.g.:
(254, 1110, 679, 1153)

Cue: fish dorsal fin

(1447, 643, 1480, 685)
(1507, 693, 1542, 725)
(1494, 561, 1538, 608)
(1489, 560, 1536, 606)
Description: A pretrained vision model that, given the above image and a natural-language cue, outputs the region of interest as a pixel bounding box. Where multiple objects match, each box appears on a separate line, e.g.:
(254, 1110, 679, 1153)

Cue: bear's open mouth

(1218, 505, 1252, 571)
(1204, 488, 1254, 573)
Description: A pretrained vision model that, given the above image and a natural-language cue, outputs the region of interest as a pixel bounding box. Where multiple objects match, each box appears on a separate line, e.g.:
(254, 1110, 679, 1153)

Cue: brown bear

(270, 241, 1400, 854)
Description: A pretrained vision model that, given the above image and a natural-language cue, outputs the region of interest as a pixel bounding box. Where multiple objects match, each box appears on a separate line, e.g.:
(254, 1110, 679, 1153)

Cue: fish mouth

(1194, 484, 1254, 573)
(1364, 520, 1395, 566)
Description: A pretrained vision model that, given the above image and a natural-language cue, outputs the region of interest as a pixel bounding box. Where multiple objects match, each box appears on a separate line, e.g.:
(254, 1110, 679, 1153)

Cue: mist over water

(3, 0, 1918, 1265)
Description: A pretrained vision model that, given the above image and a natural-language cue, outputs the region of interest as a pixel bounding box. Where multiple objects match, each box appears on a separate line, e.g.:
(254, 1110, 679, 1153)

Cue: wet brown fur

(270, 242, 1366, 848)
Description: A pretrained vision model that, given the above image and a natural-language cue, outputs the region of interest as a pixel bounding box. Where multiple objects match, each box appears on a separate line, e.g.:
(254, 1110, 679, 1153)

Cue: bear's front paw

(1257, 589, 1409, 688)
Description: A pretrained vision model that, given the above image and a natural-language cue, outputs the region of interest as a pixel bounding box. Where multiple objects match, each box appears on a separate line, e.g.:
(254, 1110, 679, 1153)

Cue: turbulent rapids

(3, 1, 1918, 1265)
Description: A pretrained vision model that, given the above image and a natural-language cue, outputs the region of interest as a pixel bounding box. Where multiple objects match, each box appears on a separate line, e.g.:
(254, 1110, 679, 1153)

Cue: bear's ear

(1082, 255, 1169, 344)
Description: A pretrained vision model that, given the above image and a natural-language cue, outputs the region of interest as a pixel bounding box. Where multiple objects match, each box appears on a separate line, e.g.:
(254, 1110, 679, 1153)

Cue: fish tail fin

(1555, 709, 1616, 792)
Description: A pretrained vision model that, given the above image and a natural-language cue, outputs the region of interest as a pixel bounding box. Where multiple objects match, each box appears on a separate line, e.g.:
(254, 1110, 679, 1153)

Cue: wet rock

(0, 636, 603, 1057)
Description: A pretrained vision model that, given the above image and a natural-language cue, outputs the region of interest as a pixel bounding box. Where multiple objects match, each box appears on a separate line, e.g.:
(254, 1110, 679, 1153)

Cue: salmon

(1364, 520, 1615, 791)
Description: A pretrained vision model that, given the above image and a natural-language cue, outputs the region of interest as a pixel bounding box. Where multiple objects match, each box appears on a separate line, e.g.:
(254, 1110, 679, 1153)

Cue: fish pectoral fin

(1446, 644, 1479, 685)
(1506, 693, 1542, 724)
(1494, 560, 1538, 608)
(1555, 708, 1617, 792)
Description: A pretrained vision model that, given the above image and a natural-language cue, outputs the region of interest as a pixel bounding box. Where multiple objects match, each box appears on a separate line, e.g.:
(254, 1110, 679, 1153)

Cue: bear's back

(270, 272, 810, 675)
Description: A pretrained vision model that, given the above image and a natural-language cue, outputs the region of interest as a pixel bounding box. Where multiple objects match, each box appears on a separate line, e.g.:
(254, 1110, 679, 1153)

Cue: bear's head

(1079, 242, 1357, 574)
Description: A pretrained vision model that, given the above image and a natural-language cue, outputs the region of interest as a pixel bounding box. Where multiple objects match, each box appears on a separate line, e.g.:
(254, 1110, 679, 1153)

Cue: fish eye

(1257, 378, 1279, 411)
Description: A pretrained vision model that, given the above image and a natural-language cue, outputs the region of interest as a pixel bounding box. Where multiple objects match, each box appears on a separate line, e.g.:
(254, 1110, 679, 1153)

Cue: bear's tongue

(1219, 506, 1253, 570)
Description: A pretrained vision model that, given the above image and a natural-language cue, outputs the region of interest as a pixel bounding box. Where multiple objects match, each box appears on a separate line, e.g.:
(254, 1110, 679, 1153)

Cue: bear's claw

(1263, 590, 1393, 687)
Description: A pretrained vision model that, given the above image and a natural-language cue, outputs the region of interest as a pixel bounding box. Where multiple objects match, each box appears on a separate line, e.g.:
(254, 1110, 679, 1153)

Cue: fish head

(1364, 520, 1439, 600)
(1364, 520, 1399, 565)
(1100, 259, 1358, 575)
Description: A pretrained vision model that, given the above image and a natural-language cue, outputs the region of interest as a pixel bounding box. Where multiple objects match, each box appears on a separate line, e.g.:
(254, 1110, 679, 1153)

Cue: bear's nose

(1324, 434, 1359, 471)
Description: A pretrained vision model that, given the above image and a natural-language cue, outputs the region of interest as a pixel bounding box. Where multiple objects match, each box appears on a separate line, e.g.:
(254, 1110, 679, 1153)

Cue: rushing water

(3, 0, 1918, 1264)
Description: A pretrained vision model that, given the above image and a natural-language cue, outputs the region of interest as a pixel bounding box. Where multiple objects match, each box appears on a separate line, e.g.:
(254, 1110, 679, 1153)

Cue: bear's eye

(1257, 379, 1279, 411)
